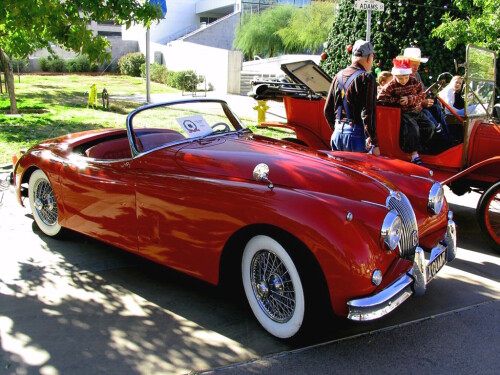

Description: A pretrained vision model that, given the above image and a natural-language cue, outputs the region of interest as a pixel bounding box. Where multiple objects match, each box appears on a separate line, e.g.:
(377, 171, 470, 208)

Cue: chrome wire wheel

(34, 178, 58, 226)
(242, 235, 305, 339)
(250, 250, 295, 323)
(29, 169, 62, 237)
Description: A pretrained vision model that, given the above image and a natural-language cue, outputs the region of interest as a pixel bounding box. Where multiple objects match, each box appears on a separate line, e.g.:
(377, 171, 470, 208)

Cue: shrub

(39, 56, 66, 72)
(39, 57, 50, 71)
(49, 56, 66, 72)
(0, 58, 29, 72)
(169, 70, 204, 91)
(118, 52, 145, 77)
(140, 62, 169, 84)
(67, 55, 92, 72)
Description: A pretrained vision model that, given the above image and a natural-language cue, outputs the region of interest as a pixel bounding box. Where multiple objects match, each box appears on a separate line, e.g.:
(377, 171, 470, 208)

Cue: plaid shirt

(377, 76, 426, 112)
(324, 62, 378, 146)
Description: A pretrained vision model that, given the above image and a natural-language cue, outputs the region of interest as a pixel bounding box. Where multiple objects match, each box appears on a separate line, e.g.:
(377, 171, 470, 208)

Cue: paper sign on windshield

(177, 115, 212, 138)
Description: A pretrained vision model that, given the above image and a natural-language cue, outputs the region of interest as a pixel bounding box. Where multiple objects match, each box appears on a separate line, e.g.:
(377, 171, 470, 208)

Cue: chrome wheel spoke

(34, 180, 58, 226)
(251, 249, 296, 323)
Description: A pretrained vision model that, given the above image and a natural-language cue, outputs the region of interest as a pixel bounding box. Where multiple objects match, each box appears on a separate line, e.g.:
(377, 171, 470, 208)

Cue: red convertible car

(13, 99, 456, 340)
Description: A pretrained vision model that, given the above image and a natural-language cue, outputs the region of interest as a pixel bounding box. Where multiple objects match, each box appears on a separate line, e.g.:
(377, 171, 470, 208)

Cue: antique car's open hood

(250, 60, 331, 100)
(174, 133, 428, 206)
(280, 60, 332, 97)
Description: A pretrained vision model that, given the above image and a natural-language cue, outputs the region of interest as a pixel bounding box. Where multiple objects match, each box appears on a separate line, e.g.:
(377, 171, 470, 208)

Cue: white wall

(123, 0, 200, 44)
(196, 0, 239, 13)
(147, 40, 241, 93)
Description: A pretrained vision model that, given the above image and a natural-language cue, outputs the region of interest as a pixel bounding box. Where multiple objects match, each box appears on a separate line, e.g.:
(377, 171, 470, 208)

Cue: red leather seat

(85, 138, 131, 159)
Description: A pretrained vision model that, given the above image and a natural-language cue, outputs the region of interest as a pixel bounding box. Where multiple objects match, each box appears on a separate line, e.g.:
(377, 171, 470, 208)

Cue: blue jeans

(331, 121, 366, 152)
(422, 104, 451, 142)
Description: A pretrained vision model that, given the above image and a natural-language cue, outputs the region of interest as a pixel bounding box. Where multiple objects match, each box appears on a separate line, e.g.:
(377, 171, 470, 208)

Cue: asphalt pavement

(204, 300, 500, 374)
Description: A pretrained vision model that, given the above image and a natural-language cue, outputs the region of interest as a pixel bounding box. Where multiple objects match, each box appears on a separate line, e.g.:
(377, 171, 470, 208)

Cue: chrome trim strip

(347, 218, 457, 321)
(347, 273, 413, 321)
(410, 174, 436, 183)
(361, 200, 390, 210)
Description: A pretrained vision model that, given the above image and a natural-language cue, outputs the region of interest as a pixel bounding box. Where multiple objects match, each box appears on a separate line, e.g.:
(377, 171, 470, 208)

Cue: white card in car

(177, 115, 212, 137)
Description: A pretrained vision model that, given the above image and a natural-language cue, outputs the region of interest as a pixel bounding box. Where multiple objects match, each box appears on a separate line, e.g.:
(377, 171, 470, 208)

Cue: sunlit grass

(0, 74, 178, 164)
(0, 74, 294, 165)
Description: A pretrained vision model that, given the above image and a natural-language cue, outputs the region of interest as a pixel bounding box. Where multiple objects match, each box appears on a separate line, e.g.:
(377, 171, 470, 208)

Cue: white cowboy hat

(397, 47, 429, 63)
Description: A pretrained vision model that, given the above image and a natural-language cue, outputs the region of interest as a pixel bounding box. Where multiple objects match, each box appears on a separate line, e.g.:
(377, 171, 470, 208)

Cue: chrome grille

(387, 192, 418, 260)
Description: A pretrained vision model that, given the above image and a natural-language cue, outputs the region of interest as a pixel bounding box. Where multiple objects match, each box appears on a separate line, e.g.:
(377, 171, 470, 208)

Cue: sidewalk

(111, 91, 287, 123)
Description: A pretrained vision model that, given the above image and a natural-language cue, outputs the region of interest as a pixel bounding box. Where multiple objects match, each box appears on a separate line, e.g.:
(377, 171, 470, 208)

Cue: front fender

(241, 186, 398, 317)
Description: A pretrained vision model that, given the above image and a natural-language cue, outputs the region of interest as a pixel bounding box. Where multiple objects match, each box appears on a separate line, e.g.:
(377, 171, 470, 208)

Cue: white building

(123, 1, 312, 94)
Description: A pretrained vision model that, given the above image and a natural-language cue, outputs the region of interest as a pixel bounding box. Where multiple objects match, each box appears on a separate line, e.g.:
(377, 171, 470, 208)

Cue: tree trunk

(0, 47, 18, 114)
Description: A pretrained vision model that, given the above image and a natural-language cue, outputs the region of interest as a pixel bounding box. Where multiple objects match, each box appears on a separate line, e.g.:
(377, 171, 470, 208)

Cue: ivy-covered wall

(320, 0, 466, 87)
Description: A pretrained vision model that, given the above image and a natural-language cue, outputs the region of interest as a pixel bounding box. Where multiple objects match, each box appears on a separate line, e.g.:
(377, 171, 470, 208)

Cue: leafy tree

(0, 0, 163, 114)
(234, 5, 298, 59)
(234, 2, 337, 59)
(432, 0, 500, 90)
(276, 1, 337, 53)
(320, 0, 466, 87)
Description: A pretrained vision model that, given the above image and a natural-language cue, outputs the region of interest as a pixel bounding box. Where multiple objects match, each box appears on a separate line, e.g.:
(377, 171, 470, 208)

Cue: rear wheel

(28, 169, 62, 237)
(477, 181, 500, 252)
(242, 235, 305, 339)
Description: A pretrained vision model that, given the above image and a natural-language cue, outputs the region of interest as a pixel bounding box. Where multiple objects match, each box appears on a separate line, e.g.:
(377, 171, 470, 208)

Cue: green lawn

(0, 74, 291, 166)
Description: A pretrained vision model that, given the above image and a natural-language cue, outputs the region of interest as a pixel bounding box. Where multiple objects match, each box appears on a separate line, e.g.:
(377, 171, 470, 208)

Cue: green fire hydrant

(253, 100, 270, 124)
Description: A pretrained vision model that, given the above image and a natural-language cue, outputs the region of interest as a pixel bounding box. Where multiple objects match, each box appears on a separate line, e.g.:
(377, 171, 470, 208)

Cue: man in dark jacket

(324, 40, 379, 155)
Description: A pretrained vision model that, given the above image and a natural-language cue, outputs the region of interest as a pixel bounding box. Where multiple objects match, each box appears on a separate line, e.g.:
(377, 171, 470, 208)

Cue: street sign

(354, 0, 384, 12)
(150, 0, 167, 18)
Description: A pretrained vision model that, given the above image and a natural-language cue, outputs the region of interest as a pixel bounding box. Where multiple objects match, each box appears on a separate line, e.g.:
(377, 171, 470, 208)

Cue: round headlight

(428, 182, 444, 215)
(381, 210, 402, 250)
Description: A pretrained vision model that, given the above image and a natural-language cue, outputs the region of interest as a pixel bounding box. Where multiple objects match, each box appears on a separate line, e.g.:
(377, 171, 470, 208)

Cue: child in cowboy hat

(377, 58, 436, 166)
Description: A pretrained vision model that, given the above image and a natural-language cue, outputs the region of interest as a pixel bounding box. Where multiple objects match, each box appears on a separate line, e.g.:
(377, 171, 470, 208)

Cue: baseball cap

(352, 40, 374, 57)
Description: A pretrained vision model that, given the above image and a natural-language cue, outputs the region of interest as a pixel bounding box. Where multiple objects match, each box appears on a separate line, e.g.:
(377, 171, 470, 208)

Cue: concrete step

(240, 72, 279, 96)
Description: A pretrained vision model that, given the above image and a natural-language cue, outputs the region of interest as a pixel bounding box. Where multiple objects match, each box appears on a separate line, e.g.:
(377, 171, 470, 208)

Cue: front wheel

(28, 169, 62, 237)
(242, 235, 305, 339)
(477, 181, 500, 252)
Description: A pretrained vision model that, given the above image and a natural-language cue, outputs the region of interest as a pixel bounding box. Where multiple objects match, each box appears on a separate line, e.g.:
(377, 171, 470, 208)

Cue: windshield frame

(465, 45, 497, 118)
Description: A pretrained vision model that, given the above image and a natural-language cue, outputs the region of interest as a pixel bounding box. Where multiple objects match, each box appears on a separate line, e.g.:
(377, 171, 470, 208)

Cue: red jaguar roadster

(13, 99, 456, 340)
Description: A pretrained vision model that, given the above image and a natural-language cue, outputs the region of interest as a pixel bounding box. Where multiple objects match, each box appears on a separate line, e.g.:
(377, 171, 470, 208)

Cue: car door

(60, 155, 137, 252)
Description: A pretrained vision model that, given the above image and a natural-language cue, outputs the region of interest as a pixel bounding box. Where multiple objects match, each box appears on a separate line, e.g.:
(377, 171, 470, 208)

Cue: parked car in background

(252, 45, 500, 252)
(13, 99, 456, 340)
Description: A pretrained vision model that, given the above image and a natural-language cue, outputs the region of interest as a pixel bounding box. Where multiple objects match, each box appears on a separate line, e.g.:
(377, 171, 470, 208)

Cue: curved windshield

(466, 46, 496, 117)
(128, 100, 245, 153)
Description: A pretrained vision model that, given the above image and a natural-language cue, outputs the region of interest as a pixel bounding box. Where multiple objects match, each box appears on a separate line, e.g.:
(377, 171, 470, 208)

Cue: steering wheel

(211, 122, 230, 132)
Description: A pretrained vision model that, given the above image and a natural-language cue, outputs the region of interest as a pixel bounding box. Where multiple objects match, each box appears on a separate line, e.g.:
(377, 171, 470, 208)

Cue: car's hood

(175, 133, 429, 206)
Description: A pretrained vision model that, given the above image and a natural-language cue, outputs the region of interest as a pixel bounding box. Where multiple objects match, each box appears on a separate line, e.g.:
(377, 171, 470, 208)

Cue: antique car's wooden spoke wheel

(29, 170, 62, 237)
(242, 235, 305, 339)
(477, 181, 500, 252)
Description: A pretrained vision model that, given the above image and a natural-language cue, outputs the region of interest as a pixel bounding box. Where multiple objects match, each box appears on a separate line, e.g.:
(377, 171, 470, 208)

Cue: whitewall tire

(242, 235, 305, 339)
(28, 169, 62, 237)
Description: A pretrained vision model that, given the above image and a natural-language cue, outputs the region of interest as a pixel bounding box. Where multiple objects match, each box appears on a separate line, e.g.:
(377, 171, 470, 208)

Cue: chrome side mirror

(253, 163, 274, 190)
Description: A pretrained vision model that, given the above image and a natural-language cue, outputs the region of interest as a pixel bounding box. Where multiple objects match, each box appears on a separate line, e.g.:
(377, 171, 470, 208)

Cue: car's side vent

(387, 191, 418, 260)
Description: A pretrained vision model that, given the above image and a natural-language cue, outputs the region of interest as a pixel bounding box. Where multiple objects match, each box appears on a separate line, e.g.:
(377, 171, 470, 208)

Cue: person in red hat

(377, 58, 436, 166)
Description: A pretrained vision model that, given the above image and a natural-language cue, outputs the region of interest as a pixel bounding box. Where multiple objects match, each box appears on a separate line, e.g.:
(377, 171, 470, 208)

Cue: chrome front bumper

(347, 215, 457, 321)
